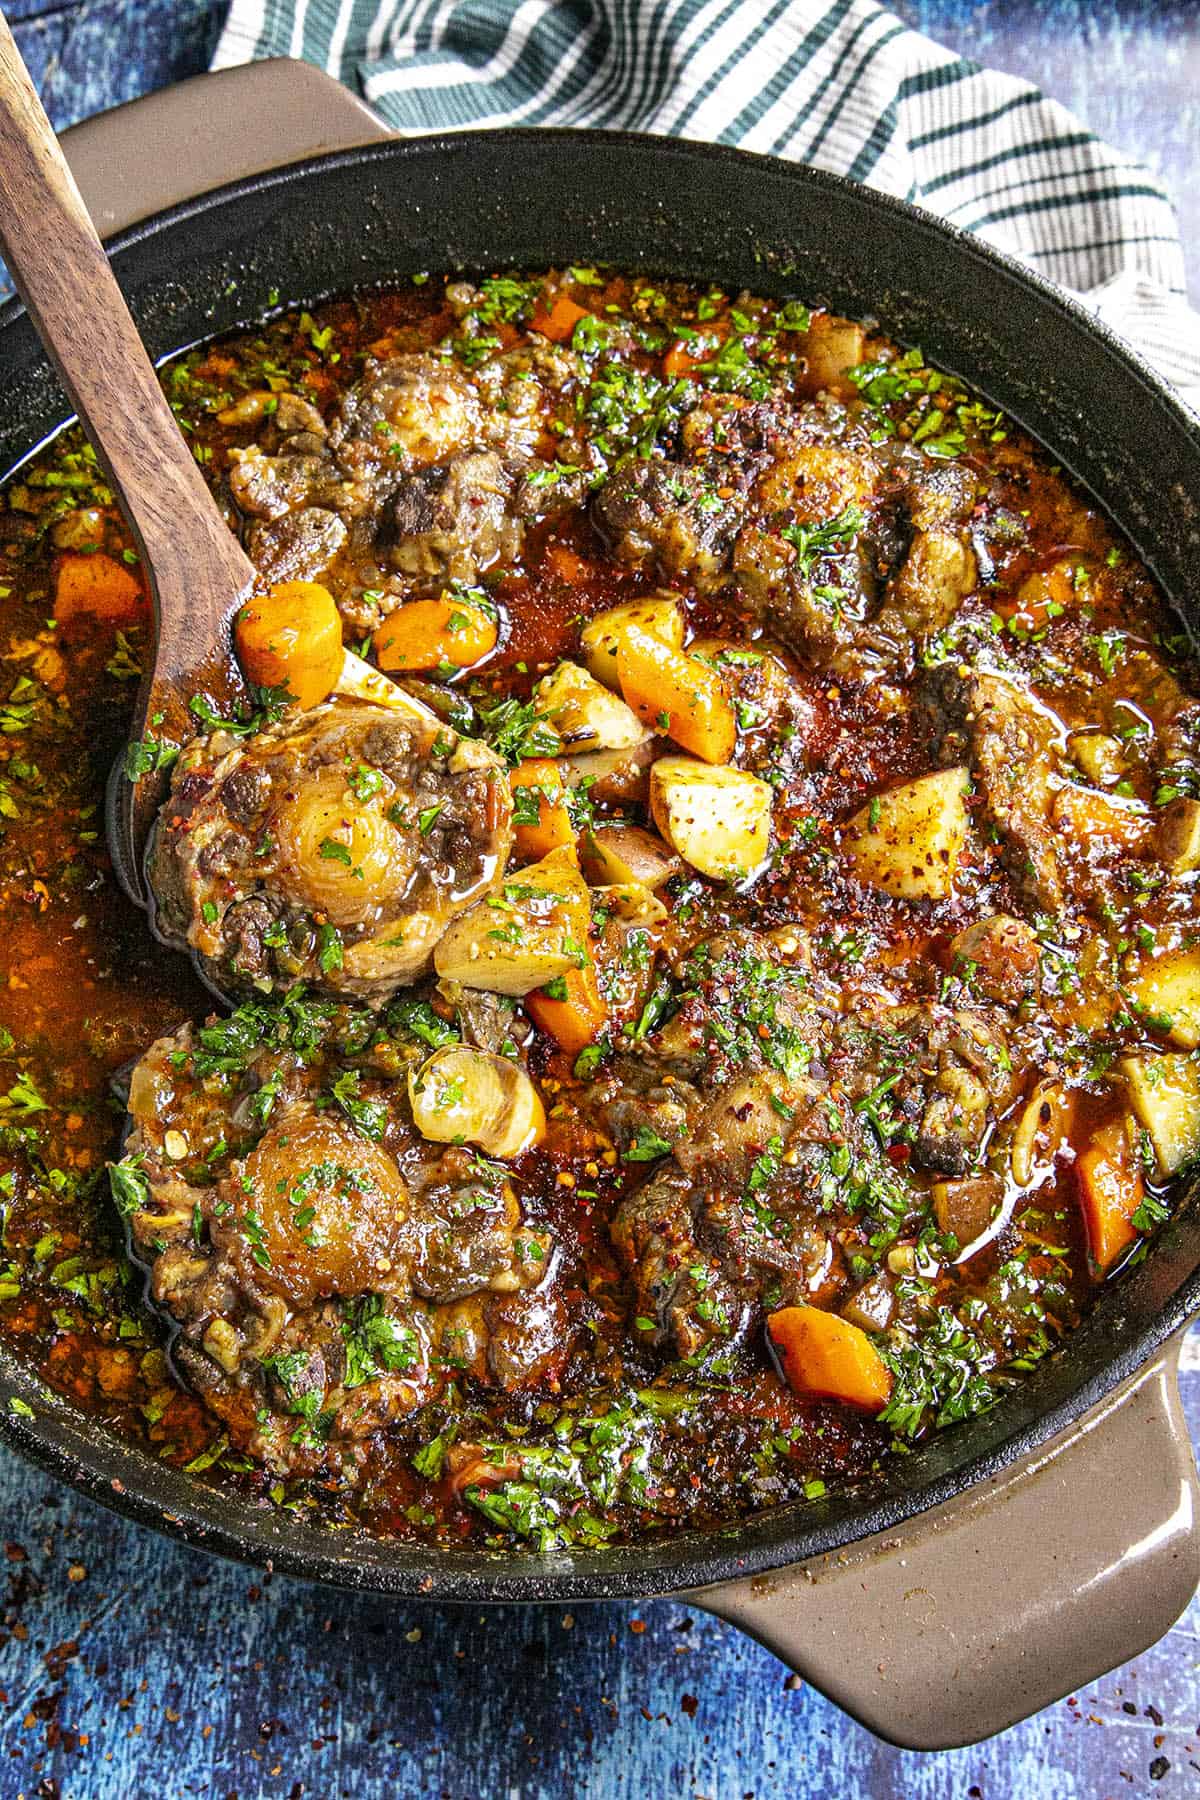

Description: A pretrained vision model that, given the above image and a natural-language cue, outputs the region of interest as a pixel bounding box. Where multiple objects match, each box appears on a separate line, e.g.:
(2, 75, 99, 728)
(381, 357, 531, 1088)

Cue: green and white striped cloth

(214, 0, 1200, 411)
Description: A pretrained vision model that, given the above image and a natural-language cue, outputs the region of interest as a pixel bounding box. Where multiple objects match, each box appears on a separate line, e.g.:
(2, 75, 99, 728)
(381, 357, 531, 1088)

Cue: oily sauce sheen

(0, 270, 1196, 1552)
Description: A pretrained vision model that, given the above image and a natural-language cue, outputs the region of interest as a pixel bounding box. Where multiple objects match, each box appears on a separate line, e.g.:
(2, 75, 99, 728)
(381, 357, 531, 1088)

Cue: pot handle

(58, 57, 392, 241)
(691, 1341, 1200, 1750)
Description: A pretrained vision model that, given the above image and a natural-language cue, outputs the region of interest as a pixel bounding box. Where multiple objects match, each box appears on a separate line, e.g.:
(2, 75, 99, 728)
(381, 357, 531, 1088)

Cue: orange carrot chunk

(234, 580, 344, 710)
(511, 757, 576, 862)
(768, 1304, 893, 1412)
(1076, 1117, 1144, 1272)
(616, 625, 737, 765)
(545, 543, 595, 586)
(530, 295, 588, 342)
(53, 551, 146, 628)
(526, 962, 608, 1058)
(373, 596, 498, 673)
(662, 325, 726, 381)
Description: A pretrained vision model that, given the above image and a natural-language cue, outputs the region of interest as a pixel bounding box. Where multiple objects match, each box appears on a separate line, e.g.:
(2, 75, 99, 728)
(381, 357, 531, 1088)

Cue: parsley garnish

(108, 1154, 150, 1219)
(328, 1068, 387, 1141)
(624, 1124, 673, 1162)
(878, 1311, 998, 1440)
(780, 504, 865, 578)
(341, 1295, 419, 1388)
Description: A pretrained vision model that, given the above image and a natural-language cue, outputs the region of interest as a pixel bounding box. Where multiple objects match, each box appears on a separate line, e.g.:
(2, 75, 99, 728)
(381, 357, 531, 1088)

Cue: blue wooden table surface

(1, 3, 1199, 1794)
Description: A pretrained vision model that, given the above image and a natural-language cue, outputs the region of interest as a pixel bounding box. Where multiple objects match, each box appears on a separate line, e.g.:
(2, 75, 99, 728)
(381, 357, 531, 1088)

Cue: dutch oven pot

(1, 60, 1198, 1752)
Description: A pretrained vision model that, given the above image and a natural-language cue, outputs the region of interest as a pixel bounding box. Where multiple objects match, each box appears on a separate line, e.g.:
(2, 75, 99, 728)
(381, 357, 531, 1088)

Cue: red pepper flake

(629, 1618, 646, 1634)
(681, 1693, 699, 1717)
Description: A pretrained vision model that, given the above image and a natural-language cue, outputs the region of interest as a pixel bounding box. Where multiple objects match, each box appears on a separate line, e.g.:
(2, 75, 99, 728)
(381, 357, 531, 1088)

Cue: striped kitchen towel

(213, 0, 1200, 411)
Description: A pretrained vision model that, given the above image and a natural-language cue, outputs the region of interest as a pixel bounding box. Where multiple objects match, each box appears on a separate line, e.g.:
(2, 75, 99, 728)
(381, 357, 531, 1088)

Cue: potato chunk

(1120, 1052, 1200, 1176)
(1156, 797, 1200, 875)
(434, 845, 591, 995)
(801, 315, 867, 398)
(408, 1048, 545, 1158)
(580, 595, 684, 690)
(845, 768, 969, 900)
(589, 881, 668, 928)
(532, 661, 649, 753)
(1051, 782, 1150, 852)
(583, 822, 684, 891)
(649, 756, 772, 882)
(1130, 947, 1200, 1048)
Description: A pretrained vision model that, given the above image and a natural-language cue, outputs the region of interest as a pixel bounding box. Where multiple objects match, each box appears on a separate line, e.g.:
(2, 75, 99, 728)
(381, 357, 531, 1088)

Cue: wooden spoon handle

(0, 15, 258, 903)
(0, 14, 255, 674)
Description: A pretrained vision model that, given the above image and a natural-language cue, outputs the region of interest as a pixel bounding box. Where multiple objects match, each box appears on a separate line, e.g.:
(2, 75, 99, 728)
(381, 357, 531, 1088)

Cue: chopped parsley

(327, 1068, 387, 1141)
(108, 1154, 151, 1220)
(623, 1124, 673, 1162)
(341, 1295, 420, 1388)
(780, 504, 865, 578)
(878, 1310, 998, 1440)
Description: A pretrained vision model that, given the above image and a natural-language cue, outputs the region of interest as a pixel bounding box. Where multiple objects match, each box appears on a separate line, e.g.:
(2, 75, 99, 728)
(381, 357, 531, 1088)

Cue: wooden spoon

(0, 15, 257, 912)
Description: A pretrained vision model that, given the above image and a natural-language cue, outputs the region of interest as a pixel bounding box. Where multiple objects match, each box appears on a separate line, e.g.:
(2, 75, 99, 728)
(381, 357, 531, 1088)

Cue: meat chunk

(922, 663, 1067, 909)
(611, 1163, 755, 1362)
(482, 1285, 571, 1390)
(881, 529, 977, 636)
(679, 395, 793, 480)
(274, 392, 327, 437)
(906, 460, 980, 533)
(331, 351, 482, 478)
(732, 442, 981, 671)
(227, 444, 358, 520)
(732, 519, 881, 674)
(593, 460, 743, 588)
(947, 914, 1040, 1005)
(834, 1004, 1019, 1176)
(227, 446, 331, 520)
(407, 1154, 544, 1304)
(248, 506, 348, 585)
(473, 342, 588, 462)
(608, 1069, 889, 1363)
(652, 930, 822, 1093)
(382, 451, 521, 585)
(584, 930, 823, 1171)
(148, 696, 514, 1003)
(120, 1016, 556, 1474)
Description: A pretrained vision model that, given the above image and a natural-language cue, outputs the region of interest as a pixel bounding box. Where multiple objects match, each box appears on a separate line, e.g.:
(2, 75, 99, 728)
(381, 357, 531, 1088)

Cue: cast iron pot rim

(0, 127, 1198, 1602)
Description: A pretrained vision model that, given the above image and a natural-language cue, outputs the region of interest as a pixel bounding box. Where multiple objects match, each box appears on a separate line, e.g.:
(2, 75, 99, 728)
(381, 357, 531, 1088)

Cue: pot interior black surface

(1, 130, 1199, 1600)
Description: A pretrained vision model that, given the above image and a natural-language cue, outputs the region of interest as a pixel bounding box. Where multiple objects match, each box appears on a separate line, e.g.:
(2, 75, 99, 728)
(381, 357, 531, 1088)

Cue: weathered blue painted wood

(5, 0, 227, 132)
(0, 4, 1197, 1793)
